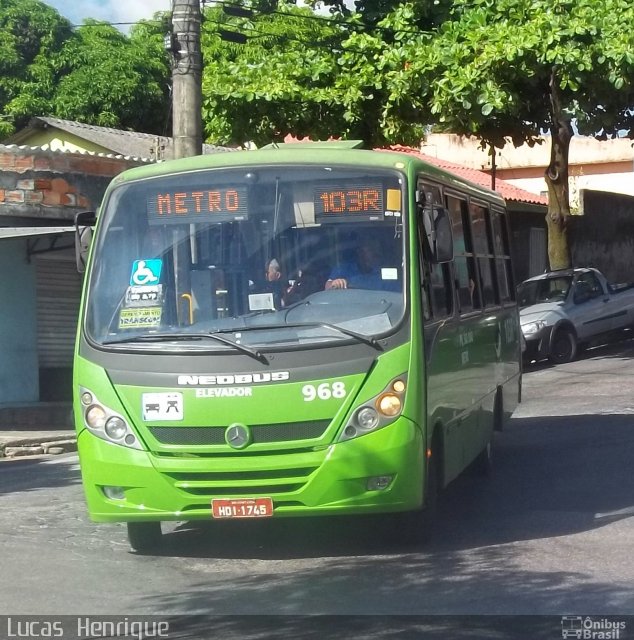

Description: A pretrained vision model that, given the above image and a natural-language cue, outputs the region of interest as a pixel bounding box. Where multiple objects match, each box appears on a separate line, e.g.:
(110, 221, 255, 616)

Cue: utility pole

(171, 0, 202, 159)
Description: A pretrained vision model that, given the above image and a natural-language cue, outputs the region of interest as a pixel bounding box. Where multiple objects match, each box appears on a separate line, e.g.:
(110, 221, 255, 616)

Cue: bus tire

(394, 446, 439, 547)
(549, 327, 577, 364)
(127, 521, 162, 554)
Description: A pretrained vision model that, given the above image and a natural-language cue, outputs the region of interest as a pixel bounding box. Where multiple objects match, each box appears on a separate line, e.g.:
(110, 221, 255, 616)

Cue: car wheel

(549, 327, 577, 364)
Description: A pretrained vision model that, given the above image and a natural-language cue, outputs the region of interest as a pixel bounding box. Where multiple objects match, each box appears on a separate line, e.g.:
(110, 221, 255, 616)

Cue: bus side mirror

(423, 205, 453, 264)
(74, 211, 96, 273)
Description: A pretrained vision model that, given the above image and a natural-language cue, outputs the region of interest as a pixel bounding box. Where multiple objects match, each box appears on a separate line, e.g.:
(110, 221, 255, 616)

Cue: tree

(0, 0, 171, 136)
(200, 3, 349, 146)
(199, 1, 450, 147)
(338, 0, 634, 269)
(50, 19, 171, 133)
(0, 0, 73, 136)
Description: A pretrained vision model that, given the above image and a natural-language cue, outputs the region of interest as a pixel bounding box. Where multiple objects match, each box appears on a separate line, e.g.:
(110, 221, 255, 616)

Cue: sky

(42, 0, 171, 30)
(42, 1, 340, 29)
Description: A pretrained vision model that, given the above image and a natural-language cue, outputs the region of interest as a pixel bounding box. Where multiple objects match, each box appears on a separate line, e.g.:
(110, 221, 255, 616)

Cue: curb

(0, 434, 77, 459)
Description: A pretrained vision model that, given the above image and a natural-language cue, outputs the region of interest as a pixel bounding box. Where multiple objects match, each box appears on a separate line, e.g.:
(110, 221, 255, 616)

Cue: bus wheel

(127, 522, 162, 554)
(549, 328, 577, 364)
(394, 449, 439, 547)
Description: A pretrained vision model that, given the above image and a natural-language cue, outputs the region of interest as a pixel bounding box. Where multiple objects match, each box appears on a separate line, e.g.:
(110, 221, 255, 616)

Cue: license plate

(211, 498, 274, 519)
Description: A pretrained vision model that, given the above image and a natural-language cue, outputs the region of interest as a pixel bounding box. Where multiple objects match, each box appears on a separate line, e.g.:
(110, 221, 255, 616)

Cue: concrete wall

(0, 238, 38, 404)
(570, 191, 634, 284)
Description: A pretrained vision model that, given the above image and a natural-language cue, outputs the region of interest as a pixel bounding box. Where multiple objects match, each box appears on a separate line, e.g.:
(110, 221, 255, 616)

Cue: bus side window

(419, 180, 454, 321)
(429, 262, 453, 318)
(491, 207, 514, 302)
(447, 194, 481, 313)
(470, 201, 498, 308)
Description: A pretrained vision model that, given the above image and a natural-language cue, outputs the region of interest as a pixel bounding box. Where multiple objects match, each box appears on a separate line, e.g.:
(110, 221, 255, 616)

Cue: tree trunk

(544, 67, 573, 271)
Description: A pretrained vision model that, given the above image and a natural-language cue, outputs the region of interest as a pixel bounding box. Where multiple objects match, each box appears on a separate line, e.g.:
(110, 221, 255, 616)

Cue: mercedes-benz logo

(225, 423, 251, 449)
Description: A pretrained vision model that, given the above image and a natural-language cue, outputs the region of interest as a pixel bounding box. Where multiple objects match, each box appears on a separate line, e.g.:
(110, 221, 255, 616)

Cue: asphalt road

(2, 340, 634, 637)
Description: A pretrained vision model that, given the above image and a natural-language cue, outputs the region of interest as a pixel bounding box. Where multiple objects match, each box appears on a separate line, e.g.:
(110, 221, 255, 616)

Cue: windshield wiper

(103, 332, 268, 363)
(216, 322, 383, 350)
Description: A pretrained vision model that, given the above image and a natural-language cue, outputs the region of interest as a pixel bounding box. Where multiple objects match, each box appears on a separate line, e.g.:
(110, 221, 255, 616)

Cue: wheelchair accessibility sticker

(130, 259, 162, 286)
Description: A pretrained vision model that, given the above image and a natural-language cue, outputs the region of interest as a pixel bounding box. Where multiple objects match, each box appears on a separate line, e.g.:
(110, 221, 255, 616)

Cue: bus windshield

(84, 165, 406, 351)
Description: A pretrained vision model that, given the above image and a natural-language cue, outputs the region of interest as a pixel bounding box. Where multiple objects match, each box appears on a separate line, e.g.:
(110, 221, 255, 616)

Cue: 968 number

(302, 382, 346, 401)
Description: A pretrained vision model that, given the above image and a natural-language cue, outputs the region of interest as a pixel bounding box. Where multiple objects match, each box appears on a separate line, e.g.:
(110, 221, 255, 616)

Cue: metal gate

(35, 255, 82, 368)
(528, 227, 547, 277)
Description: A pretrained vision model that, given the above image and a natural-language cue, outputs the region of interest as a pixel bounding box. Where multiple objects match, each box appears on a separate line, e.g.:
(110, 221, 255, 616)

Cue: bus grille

(149, 420, 330, 445)
(163, 466, 318, 497)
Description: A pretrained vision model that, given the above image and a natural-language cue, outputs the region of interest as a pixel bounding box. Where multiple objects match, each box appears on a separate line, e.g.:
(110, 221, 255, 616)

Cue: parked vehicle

(518, 268, 634, 364)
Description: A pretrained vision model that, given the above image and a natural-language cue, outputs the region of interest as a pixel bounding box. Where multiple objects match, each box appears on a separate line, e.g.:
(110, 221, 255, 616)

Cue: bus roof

(108, 142, 506, 206)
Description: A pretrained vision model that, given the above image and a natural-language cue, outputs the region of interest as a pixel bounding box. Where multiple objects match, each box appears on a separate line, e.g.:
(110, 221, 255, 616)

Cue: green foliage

(199, 1, 437, 146)
(201, 4, 350, 146)
(0, 0, 171, 137)
(364, 0, 634, 148)
(50, 19, 171, 132)
(0, 0, 73, 135)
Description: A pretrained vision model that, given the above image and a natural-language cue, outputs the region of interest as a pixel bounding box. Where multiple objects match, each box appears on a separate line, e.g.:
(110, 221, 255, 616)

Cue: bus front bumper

(77, 418, 425, 522)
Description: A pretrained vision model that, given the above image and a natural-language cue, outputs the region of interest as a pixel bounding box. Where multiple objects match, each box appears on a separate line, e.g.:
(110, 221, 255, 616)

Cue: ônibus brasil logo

(561, 616, 626, 640)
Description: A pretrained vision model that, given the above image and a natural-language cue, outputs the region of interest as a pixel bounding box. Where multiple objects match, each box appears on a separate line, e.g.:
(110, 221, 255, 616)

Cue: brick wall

(0, 145, 148, 221)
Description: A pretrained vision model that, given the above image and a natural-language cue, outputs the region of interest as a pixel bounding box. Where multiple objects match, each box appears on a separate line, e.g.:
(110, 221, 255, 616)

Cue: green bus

(73, 141, 521, 552)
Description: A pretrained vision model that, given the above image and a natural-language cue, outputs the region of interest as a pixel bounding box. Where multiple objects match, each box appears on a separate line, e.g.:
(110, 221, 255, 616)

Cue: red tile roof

(387, 145, 548, 206)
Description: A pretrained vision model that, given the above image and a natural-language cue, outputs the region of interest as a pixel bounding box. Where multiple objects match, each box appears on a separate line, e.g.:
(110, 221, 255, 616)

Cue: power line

(69, 20, 163, 27)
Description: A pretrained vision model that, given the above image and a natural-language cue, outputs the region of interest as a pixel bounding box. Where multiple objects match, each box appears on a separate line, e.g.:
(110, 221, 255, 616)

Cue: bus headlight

(377, 393, 401, 416)
(339, 375, 407, 442)
(86, 405, 107, 429)
(105, 416, 127, 440)
(356, 407, 380, 430)
(79, 387, 143, 450)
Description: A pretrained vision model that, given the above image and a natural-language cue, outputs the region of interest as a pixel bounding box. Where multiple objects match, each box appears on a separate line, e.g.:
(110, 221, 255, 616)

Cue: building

(3, 116, 229, 161)
(422, 133, 634, 204)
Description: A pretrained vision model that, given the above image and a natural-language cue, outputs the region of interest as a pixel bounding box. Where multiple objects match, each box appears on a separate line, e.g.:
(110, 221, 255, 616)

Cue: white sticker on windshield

(248, 292, 275, 311)
(381, 268, 398, 280)
(142, 393, 183, 421)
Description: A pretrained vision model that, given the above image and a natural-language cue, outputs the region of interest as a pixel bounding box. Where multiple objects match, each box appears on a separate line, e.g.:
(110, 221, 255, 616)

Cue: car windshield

(517, 276, 572, 308)
(84, 165, 407, 351)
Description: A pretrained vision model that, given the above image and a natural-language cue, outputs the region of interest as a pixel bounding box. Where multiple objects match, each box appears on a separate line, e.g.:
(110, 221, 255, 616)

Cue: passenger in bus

(325, 237, 400, 292)
(262, 258, 287, 308)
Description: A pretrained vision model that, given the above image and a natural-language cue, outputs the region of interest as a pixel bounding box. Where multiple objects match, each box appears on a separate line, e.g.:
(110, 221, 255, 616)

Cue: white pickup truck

(518, 267, 634, 364)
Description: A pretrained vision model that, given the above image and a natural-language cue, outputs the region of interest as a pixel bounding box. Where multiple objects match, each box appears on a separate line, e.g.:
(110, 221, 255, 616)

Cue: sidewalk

(0, 402, 77, 460)
(0, 429, 77, 459)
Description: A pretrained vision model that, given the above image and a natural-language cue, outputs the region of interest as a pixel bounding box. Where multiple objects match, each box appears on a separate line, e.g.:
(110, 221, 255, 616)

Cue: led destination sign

(314, 182, 385, 222)
(147, 186, 248, 224)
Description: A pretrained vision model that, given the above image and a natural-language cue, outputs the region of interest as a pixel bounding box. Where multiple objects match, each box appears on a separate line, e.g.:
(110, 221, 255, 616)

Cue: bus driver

(324, 238, 399, 292)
